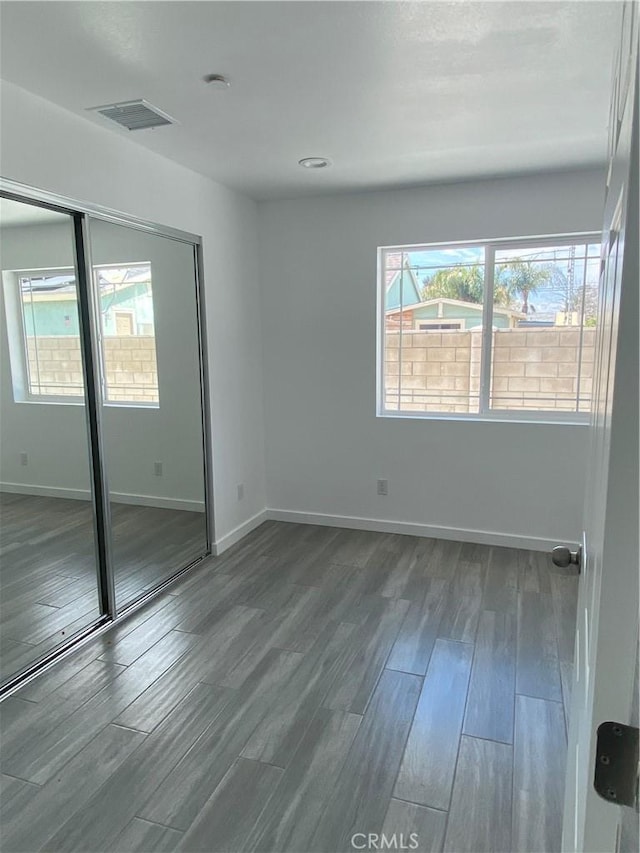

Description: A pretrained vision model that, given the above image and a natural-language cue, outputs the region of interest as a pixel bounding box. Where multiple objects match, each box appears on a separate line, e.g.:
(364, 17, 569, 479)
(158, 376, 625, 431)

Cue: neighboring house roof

(384, 252, 404, 288)
(97, 266, 151, 286)
(384, 253, 422, 309)
(385, 297, 525, 318)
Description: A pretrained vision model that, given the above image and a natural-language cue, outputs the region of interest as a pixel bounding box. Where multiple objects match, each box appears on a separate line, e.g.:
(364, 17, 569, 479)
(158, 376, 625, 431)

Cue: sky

(389, 242, 601, 318)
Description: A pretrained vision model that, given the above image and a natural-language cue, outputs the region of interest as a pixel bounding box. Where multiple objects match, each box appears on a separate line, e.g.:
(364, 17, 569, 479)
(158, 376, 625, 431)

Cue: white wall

(258, 170, 605, 548)
(0, 80, 267, 547)
(1, 219, 206, 509)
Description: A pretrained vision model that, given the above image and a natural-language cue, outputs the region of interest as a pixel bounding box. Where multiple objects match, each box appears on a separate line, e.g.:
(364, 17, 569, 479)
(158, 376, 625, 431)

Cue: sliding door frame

(72, 213, 117, 617)
(0, 178, 214, 697)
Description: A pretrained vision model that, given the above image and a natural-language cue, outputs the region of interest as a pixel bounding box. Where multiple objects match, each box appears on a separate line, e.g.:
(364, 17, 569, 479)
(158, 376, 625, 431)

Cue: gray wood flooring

(0, 521, 578, 852)
(0, 493, 206, 684)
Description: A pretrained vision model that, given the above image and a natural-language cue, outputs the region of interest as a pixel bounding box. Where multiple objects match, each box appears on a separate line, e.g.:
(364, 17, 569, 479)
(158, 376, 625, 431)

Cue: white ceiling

(0, 1, 621, 201)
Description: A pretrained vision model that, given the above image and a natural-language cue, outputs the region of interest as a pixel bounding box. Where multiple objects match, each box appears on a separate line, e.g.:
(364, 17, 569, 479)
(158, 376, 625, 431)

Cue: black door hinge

(594, 721, 639, 808)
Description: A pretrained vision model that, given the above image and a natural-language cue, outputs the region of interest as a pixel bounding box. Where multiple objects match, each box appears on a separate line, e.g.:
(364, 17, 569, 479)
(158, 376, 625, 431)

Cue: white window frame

(2, 266, 85, 404)
(377, 231, 601, 425)
(4, 263, 159, 408)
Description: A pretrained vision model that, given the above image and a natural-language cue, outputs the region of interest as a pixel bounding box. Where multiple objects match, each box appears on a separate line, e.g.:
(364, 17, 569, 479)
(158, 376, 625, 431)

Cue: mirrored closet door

(0, 197, 103, 685)
(0, 189, 211, 691)
(87, 217, 208, 610)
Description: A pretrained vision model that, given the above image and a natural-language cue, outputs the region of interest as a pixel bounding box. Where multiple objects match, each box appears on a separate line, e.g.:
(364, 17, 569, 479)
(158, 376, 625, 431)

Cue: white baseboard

(0, 482, 556, 551)
(0, 482, 205, 513)
(213, 509, 268, 556)
(266, 508, 556, 552)
(0, 483, 90, 501)
(110, 493, 205, 513)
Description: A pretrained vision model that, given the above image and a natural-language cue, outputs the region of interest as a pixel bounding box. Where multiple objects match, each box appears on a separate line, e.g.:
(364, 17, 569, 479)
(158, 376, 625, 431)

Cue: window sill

(14, 398, 160, 410)
(377, 410, 590, 426)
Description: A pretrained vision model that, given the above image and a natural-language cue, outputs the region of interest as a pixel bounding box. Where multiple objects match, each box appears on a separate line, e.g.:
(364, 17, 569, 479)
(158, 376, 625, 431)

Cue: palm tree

(421, 265, 483, 303)
(495, 259, 550, 314)
(422, 259, 554, 314)
(422, 264, 512, 307)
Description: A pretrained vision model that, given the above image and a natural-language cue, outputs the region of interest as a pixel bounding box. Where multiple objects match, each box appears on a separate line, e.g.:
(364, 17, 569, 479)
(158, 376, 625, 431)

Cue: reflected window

(96, 264, 159, 405)
(6, 263, 159, 406)
(18, 270, 84, 398)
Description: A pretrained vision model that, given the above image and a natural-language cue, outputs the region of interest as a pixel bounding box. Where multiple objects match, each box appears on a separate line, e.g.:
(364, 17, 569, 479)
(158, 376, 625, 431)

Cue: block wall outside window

(25, 335, 159, 403)
(380, 236, 600, 420)
(384, 327, 596, 413)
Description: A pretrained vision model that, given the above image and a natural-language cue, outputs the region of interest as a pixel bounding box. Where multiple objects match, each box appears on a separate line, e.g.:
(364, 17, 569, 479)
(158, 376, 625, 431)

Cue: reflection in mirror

(0, 197, 102, 686)
(87, 218, 208, 609)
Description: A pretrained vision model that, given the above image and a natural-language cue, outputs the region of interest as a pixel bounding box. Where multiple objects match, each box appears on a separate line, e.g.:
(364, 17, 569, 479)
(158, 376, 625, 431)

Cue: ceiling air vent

(88, 99, 176, 131)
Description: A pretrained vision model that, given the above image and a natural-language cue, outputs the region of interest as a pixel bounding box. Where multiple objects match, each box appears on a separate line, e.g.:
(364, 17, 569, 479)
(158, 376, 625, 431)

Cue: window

(419, 322, 463, 331)
(95, 264, 159, 405)
(7, 263, 159, 405)
(379, 235, 600, 420)
(18, 270, 85, 398)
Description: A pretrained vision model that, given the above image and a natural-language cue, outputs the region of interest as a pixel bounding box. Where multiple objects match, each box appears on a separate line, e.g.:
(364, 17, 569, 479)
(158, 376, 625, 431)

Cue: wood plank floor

(1, 521, 578, 852)
(0, 492, 206, 684)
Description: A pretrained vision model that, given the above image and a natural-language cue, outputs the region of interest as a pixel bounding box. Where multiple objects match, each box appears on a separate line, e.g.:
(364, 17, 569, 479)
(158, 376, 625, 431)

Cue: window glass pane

(19, 271, 84, 398)
(383, 247, 483, 413)
(96, 264, 159, 404)
(381, 237, 600, 419)
(489, 242, 600, 413)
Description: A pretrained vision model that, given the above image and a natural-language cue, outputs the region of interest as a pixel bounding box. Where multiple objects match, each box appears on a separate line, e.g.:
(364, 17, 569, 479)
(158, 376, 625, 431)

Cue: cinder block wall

(26, 336, 159, 403)
(385, 327, 595, 412)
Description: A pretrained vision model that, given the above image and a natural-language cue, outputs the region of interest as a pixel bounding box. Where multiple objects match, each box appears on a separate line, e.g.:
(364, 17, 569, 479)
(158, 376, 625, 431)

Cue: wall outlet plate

(377, 479, 388, 496)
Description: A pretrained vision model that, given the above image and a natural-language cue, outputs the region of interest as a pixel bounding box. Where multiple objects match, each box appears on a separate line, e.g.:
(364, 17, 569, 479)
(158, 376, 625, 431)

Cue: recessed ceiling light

(203, 73, 230, 90)
(298, 157, 331, 169)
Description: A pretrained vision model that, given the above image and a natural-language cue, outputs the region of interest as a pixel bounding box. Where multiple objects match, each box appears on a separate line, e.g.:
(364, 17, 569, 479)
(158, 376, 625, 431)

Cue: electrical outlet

(154, 461, 163, 477)
(20, 452, 28, 466)
(237, 483, 245, 501)
(377, 478, 388, 496)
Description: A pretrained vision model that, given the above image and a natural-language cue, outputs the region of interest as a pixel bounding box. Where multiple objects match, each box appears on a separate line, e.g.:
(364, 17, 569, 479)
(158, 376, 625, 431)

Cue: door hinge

(594, 721, 639, 809)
